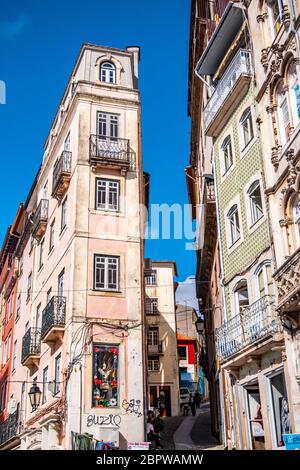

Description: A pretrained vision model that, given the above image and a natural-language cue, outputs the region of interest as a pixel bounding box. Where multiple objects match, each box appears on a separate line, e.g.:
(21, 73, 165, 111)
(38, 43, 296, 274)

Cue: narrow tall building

(145, 260, 179, 417)
(0, 43, 147, 450)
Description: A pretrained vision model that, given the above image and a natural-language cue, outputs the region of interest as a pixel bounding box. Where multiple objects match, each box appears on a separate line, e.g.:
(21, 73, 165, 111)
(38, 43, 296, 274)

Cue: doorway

(159, 386, 171, 417)
(244, 383, 265, 450)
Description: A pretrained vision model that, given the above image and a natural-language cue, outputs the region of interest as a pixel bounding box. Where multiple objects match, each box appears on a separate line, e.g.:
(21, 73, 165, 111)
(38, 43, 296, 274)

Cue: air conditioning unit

(7, 398, 17, 415)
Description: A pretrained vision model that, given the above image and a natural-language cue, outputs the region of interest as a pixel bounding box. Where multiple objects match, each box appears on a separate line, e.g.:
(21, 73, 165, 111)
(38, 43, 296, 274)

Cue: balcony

(41, 296, 66, 344)
(215, 296, 282, 363)
(148, 341, 164, 355)
(21, 328, 41, 368)
(31, 199, 49, 241)
(204, 49, 252, 136)
(52, 151, 72, 200)
(274, 247, 300, 317)
(0, 408, 19, 448)
(89, 135, 132, 171)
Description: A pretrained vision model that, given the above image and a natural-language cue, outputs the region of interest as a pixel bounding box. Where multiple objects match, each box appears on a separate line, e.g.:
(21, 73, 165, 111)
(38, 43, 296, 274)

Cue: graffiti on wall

(86, 414, 121, 429)
(122, 399, 143, 418)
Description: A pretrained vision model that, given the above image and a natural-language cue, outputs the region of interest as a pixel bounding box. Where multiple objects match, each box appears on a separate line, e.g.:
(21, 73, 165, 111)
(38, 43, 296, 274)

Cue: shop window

(269, 372, 290, 447)
(93, 344, 119, 408)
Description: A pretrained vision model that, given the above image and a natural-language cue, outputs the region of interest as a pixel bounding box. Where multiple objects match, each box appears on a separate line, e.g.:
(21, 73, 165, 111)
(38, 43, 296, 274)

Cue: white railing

(204, 49, 252, 129)
(215, 296, 281, 362)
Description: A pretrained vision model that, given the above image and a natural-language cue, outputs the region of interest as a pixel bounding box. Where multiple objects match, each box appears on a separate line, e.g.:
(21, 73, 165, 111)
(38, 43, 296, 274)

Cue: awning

(196, 2, 245, 76)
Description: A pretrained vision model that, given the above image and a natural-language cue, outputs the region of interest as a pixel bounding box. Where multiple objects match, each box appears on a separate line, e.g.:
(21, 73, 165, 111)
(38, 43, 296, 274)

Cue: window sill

(93, 288, 122, 294)
(59, 225, 67, 238)
(48, 247, 54, 257)
(227, 236, 243, 255)
(240, 135, 256, 158)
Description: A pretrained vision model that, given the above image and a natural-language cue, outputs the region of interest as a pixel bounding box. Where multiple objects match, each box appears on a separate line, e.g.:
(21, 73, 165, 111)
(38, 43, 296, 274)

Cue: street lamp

(195, 317, 205, 335)
(28, 382, 42, 412)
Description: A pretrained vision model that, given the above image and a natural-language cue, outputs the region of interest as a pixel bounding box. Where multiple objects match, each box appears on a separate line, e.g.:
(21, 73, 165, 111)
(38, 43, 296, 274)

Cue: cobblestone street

(161, 403, 223, 451)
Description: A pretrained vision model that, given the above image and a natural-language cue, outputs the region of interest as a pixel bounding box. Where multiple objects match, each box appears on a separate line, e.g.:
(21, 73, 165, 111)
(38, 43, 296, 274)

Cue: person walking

(189, 393, 196, 416)
(194, 391, 201, 409)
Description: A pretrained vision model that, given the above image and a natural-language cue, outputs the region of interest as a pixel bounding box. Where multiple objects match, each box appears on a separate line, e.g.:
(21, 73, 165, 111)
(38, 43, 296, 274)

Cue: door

(159, 386, 171, 417)
(245, 384, 265, 450)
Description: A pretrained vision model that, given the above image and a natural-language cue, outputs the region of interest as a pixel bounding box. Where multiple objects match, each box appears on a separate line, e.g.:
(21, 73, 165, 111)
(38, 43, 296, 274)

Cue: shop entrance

(267, 370, 290, 448)
(244, 383, 265, 450)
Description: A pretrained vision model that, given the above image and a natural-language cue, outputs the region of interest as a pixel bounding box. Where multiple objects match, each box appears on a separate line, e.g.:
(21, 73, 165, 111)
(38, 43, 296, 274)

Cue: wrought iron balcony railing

(0, 407, 19, 447)
(204, 49, 252, 130)
(21, 328, 41, 365)
(41, 296, 66, 341)
(90, 135, 132, 168)
(52, 151, 72, 199)
(31, 199, 49, 240)
(148, 341, 164, 354)
(215, 296, 281, 362)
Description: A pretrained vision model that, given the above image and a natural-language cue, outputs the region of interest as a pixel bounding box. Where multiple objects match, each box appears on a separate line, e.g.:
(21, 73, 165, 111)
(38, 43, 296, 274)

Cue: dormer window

(100, 62, 116, 84)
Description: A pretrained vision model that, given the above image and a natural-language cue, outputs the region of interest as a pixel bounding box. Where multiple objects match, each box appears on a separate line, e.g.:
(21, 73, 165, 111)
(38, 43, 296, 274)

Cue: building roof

(177, 332, 197, 342)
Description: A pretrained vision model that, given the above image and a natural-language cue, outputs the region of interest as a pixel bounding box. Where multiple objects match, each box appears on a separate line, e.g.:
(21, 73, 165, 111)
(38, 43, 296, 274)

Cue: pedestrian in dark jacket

(189, 393, 196, 416)
(194, 391, 201, 408)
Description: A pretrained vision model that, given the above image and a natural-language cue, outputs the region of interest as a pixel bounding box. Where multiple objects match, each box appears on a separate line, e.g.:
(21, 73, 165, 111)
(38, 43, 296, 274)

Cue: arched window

(292, 195, 300, 247)
(233, 281, 249, 316)
(221, 135, 233, 174)
(276, 81, 291, 145)
(240, 107, 254, 148)
(227, 204, 241, 246)
(288, 62, 300, 129)
(248, 180, 264, 225)
(256, 262, 274, 298)
(100, 62, 116, 84)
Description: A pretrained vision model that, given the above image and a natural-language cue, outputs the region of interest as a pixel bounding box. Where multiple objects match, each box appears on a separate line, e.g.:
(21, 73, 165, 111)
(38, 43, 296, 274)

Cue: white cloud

(175, 276, 199, 313)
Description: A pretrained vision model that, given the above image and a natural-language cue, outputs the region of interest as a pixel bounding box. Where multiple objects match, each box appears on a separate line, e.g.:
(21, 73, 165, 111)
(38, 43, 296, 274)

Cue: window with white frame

(27, 271, 32, 301)
(49, 219, 55, 252)
(148, 357, 160, 372)
(257, 262, 274, 298)
(178, 345, 187, 360)
(267, 0, 284, 40)
(97, 112, 118, 140)
(234, 281, 249, 315)
(42, 366, 48, 404)
(19, 254, 23, 277)
(145, 270, 157, 286)
(221, 135, 233, 174)
(293, 196, 300, 247)
(248, 180, 264, 225)
(148, 327, 159, 346)
(94, 255, 119, 291)
(240, 107, 254, 148)
(288, 62, 300, 129)
(12, 340, 17, 371)
(276, 81, 291, 145)
(54, 354, 61, 395)
(16, 294, 21, 321)
(96, 178, 119, 211)
(100, 62, 116, 84)
(61, 197, 67, 231)
(39, 238, 44, 270)
(145, 297, 158, 315)
(227, 204, 241, 246)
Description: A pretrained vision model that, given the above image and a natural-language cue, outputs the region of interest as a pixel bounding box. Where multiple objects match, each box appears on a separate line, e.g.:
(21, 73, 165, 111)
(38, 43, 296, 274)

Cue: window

(145, 297, 159, 315)
(49, 220, 55, 252)
(145, 270, 157, 286)
(100, 62, 116, 84)
(148, 357, 160, 372)
(221, 135, 233, 174)
(227, 204, 241, 246)
(93, 344, 119, 407)
(54, 354, 61, 395)
(36, 303, 42, 329)
(96, 178, 119, 211)
(248, 180, 264, 225)
(276, 81, 291, 145)
(178, 346, 187, 360)
(19, 254, 23, 277)
(94, 255, 119, 291)
(292, 196, 300, 247)
(64, 132, 70, 151)
(268, 372, 290, 447)
(46, 287, 52, 305)
(288, 62, 300, 128)
(240, 107, 254, 148)
(43, 180, 48, 199)
(257, 263, 274, 297)
(30, 235, 34, 253)
(42, 366, 48, 404)
(12, 340, 17, 371)
(0, 378, 8, 412)
(148, 327, 159, 346)
(39, 238, 44, 270)
(9, 291, 14, 318)
(61, 197, 67, 232)
(97, 112, 118, 140)
(234, 281, 249, 315)
(16, 294, 21, 321)
(267, 0, 284, 39)
(27, 271, 32, 301)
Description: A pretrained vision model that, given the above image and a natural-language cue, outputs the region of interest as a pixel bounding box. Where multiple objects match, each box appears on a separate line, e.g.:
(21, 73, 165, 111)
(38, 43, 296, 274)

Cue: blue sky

(0, 0, 195, 284)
